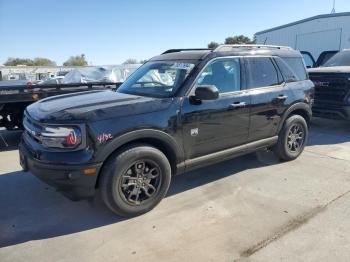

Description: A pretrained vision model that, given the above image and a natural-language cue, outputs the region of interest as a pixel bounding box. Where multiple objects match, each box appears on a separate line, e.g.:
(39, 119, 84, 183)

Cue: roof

(151, 45, 302, 62)
(255, 12, 350, 35)
(150, 50, 211, 61)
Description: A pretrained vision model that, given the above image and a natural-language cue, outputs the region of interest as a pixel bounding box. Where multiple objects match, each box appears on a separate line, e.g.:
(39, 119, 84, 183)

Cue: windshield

(322, 50, 350, 67)
(117, 61, 195, 97)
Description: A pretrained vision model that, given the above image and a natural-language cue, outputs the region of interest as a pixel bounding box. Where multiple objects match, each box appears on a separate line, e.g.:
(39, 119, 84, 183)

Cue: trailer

(0, 82, 121, 130)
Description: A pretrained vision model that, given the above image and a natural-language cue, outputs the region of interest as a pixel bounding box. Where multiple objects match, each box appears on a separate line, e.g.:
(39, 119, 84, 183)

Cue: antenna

(331, 0, 336, 13)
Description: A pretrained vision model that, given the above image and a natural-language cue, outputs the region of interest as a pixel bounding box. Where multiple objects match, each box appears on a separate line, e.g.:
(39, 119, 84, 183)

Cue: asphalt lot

(0, 118, 350, 262)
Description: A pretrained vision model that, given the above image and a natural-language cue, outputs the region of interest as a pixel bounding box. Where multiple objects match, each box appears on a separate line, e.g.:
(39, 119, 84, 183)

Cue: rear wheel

(274, 115, 308, 161)
(99, 144, 171, 217)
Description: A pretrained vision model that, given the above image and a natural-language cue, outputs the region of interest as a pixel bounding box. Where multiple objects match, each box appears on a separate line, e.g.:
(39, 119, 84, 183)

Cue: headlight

(41, 126, 82, 149)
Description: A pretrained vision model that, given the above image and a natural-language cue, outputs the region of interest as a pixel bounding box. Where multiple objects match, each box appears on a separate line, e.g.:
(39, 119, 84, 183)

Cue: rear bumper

(19, 141, 103, 200)
(312, 103, 350, 120)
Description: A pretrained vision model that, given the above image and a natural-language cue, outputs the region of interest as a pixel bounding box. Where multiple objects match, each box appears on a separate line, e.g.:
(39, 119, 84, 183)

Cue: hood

(26, 90, 172, 122)
(308, 66, 350, 74)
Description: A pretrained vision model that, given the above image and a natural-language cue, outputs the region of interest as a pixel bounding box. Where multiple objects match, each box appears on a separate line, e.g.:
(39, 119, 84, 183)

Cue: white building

(255, 12, 350, 64)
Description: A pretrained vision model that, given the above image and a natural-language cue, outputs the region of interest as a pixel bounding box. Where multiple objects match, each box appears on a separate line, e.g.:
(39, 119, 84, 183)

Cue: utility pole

(331, 0, 336, 14)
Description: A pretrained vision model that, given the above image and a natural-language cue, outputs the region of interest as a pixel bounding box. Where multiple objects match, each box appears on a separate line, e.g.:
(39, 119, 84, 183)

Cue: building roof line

(255, 12, 350, 35)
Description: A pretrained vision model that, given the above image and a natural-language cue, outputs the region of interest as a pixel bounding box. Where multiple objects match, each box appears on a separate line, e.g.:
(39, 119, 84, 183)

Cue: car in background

(302, 50, 338, 68)
(38, 76, 65, 85)
(308, 49, 350, 119)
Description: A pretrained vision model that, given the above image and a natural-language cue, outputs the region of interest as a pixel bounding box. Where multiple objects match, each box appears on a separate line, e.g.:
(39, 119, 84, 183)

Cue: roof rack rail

(162, 48, 212, 54)
(214, 44, 293, 52)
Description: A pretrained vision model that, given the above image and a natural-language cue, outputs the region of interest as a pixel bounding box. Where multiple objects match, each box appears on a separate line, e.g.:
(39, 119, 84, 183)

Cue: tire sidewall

(280, 115, 308, 160)
(102, 146, 171, 216)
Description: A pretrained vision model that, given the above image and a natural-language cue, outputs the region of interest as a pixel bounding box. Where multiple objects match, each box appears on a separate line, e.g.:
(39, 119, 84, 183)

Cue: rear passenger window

(282, 57, 308, 81)
(246, 58, 279, 89)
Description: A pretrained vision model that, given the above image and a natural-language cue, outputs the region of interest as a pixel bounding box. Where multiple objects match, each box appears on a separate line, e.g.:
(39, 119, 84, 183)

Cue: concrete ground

(0, 118, 350, 262)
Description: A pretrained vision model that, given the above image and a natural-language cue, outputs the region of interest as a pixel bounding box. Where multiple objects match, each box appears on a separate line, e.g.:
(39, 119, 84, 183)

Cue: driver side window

(197, 58, 241, 93)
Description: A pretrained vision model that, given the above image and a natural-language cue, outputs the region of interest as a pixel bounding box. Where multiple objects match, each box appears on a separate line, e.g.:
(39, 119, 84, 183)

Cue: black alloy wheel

(120, 160, 162, 205)
(99, 144, 171, 217)
(286, 123, 305, 153)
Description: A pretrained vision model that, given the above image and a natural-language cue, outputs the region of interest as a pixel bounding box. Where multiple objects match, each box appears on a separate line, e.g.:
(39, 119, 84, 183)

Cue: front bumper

(312, 103, 350, 120)
(19, 141, 103, 200)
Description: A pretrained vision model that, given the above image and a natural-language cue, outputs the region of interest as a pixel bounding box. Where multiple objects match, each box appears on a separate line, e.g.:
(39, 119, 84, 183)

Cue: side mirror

(194, 85, 219, 100)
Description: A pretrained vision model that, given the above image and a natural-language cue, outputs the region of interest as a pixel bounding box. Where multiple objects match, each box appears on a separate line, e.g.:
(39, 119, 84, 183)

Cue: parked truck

(0, 82, 121, 130)
(0, 66, 140, 130)
(308, 49, 350, 119)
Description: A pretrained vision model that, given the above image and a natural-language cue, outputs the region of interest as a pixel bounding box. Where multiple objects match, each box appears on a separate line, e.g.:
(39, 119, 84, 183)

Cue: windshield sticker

(171, 63, 193, 70)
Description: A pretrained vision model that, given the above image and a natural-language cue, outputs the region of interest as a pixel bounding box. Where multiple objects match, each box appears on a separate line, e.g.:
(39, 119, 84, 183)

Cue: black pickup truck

(0, 82, 121, 130)
(19, 45, 314, 217)
(308, 49, 350, 119)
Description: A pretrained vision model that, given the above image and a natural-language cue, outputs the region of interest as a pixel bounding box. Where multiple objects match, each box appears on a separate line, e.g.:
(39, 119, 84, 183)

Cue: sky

(0, 0, 349, 65)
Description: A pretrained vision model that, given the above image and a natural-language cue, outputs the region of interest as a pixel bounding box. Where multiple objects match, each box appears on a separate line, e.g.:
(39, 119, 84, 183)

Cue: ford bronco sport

(19, 45, 314, 217)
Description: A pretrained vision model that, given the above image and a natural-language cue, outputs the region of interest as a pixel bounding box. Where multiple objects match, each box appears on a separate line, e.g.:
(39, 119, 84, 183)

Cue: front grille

(310, 74, 350, 102)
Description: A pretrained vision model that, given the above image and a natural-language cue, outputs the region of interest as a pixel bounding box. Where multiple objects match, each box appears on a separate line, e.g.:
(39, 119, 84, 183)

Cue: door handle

(276, 95, 288, 100)
(229, 102, 246, 109)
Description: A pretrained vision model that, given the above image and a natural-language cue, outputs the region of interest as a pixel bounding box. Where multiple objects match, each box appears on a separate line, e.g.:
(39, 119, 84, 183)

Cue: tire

(274, 115, 308, 161)
(99, 144, 171, 217)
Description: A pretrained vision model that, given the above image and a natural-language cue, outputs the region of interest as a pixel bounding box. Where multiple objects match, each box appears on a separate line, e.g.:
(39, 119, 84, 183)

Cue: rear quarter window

(282, 57, 308, 81)
(275, 57, 298, 82)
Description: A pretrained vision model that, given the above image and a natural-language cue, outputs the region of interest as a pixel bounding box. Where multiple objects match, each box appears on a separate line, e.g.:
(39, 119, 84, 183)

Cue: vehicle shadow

(308, 117, 350, 146)
(0, 151, 279, 248)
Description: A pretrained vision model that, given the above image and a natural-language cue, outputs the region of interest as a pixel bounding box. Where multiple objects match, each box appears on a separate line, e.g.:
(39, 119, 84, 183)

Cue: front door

(181, 57, 251, 160)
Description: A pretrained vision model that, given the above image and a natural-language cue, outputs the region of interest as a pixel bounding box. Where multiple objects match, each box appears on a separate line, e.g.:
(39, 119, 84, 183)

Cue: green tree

(123, 58, 139, 64)
(252, 35, 257, 44)
(63, 54, 88, 66)
(224, 35, 254, 45)
(207, 41, 220, 49)
(4, 57, 35, 66)
(33, 57, 56, 66)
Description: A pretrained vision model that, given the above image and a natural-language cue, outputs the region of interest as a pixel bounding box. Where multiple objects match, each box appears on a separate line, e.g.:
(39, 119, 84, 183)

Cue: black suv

(308, 49, 350, 119)
(19, 45, 314, 217)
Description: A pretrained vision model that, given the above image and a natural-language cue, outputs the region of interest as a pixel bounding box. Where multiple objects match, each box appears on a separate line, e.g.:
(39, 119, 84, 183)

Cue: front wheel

(274, 115, 308, 161)
(99, 144, 171, 217)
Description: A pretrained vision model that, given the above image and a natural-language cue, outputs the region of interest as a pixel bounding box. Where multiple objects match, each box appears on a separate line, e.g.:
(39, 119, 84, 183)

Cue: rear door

(244, 57, 290, 142)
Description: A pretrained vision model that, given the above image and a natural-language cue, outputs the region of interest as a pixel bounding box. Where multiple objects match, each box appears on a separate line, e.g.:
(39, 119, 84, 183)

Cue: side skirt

(176, 136, 278, 174)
